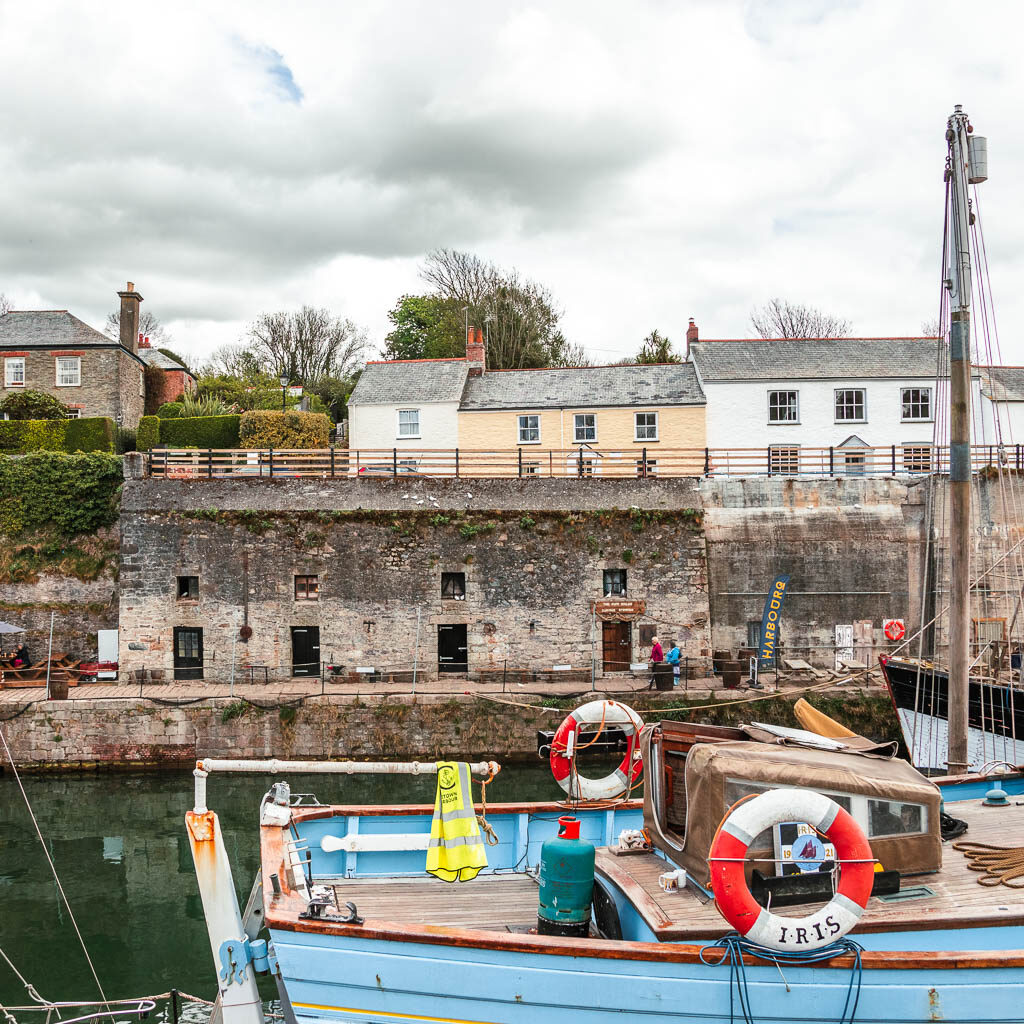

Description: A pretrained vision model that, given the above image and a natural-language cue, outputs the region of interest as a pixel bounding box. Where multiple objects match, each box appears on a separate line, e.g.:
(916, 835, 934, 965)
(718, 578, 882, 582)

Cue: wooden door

(173, 627, 203, 680)
(602, 621, 631, 672)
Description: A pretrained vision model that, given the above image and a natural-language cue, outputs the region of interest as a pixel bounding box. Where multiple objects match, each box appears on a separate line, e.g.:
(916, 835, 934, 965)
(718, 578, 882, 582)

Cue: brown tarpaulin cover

(644, 733, 942, 887)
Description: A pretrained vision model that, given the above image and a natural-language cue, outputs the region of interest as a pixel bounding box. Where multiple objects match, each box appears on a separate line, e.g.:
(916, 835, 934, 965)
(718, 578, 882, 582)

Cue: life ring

(549, 700, 643, 800)
(708, 788, 874, 952)
(884, 619, 905, 642)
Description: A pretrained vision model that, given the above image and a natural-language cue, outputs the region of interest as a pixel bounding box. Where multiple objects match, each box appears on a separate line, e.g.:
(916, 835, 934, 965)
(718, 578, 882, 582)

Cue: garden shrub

(0, 417, 115, 454)
(156, 401, 184, 418)
(137, 416, 161, 451)
(240, 410, 331, 448)
(0, 389, 69, 420)
(0, 453, 123, 536)
(65, 417, 116, 453)
(159, 414, 241, 448)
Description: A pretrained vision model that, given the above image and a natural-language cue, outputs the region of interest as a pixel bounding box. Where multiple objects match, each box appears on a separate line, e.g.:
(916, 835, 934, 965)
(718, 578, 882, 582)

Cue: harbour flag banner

(759, 574, 791, 670)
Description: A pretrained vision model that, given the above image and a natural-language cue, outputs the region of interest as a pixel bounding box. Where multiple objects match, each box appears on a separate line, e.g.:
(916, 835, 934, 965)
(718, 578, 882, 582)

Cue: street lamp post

(279, 375, 289, 413)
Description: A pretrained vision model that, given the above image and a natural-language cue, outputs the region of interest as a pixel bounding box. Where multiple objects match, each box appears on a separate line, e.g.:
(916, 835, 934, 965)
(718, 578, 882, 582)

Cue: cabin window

(903, 445, 932, 473)
(868, 799, 926, 838)
(176, 575, 199, 600)
(834, 389, 866, 422)
(634, 412, 658, 441)
(517, 415, 540, 443)
(4, 357, 25, 387)
(573, 413, 597, 442)
(397, 409, 420, 437)
(441, 572, 466, 600)
(294, 574, 319, 600)
(769, 445, 800, 475)
(603, 569, 627, 596)
(725, 778, 853, 814)
(901, 388, 932, 422)
(768, 391, 798, 423)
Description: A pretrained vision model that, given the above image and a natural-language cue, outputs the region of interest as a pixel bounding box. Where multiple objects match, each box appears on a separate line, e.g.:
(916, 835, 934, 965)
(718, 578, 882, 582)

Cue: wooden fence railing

(143, 444, 1024, 480)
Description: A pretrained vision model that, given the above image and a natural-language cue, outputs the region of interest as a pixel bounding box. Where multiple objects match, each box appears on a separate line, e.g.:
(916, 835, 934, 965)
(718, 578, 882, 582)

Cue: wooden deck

(595, 797, 1024, 940)
(331, 873, 540, 932)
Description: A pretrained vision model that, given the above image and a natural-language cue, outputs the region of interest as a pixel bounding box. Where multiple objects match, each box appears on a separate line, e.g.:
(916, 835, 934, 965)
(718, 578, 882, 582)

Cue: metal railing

(143, 443, 1024, 480)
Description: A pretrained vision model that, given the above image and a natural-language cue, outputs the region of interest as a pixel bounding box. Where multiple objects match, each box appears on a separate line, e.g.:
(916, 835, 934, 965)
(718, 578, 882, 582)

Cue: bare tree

(0, 293, 11, 316)
(200, 343, 265, 379)
(750, 298, 852, 339)
(105, 308, 167, 343)
(420, 249, 570, 369)
(245, 305, 367, 384)
(921, 318, 942, 338)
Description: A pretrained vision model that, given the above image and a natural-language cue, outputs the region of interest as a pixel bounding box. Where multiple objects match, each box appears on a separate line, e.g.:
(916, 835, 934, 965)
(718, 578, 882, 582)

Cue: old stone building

(0, 282, 146, 427)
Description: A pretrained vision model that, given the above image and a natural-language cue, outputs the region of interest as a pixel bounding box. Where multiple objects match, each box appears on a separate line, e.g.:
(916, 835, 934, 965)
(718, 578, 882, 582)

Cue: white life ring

(549, 700, 643, 800)
(708, 789, 875, 952)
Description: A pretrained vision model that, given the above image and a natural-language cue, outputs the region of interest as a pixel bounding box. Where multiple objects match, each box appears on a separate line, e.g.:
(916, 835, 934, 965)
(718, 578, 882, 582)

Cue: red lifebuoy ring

(708, 788, 874, 951)
(549, 700, 643, 800)
(884, 619, 905, 642)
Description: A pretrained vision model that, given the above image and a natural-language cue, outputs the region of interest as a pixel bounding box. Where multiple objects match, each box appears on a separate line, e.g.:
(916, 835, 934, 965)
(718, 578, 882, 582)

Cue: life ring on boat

(549, 700, 643, 801)
(708, 788, 874, 952)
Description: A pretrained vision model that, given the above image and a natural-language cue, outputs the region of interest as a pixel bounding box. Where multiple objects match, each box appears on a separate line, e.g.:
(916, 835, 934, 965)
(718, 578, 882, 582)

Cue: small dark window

(638, 624, 657, 647)
(295, 575, 319, 600)
(603, 569, 627, 596)
(747, 620, 762, 648)
(441, 572, 466, 600)
(177, 576, 198, 600)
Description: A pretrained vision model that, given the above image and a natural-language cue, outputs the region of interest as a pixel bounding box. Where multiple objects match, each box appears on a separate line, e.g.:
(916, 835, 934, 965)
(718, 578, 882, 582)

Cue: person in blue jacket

(665, 642, 681, 686)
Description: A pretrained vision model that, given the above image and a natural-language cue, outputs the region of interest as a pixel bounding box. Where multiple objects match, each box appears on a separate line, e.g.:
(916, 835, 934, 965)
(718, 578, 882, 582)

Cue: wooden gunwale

(261, 816, 1024, 971)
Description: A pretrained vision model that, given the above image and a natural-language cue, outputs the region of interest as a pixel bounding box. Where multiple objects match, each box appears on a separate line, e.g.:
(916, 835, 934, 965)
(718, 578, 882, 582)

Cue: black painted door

(438, 624, 468, 673)
(291, 626, 321, 677)
(173, 627, 203, 680)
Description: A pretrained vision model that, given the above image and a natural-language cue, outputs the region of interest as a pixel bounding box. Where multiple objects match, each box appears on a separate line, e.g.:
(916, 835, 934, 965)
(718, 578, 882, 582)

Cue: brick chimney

(466, 325, 486, 376)
(684, 318, 698, 359)
(139, 334, 151, 349)
(117, 281, 143, 354)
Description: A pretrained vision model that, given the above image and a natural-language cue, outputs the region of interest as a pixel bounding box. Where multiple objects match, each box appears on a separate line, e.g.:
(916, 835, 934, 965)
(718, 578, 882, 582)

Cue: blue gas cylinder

(537, 815, 595, 937)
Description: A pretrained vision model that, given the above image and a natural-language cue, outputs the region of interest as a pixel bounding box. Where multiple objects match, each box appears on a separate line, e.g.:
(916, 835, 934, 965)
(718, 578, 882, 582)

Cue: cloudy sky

(1, 0, 1021, 366)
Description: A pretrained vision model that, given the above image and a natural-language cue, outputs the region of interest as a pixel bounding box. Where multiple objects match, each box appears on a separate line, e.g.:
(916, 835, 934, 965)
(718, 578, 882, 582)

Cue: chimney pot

(466, 324, 486, 376)
(686, 318, 698, 343)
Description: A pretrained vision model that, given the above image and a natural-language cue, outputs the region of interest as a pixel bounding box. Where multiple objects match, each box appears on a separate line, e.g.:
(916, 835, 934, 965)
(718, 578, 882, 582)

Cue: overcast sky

(1, 0, 1021, 367)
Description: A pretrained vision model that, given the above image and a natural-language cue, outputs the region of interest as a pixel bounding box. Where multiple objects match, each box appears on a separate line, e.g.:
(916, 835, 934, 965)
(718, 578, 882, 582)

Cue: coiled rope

(953, 840, 1024, 887)
(699, 933, 864, 1024)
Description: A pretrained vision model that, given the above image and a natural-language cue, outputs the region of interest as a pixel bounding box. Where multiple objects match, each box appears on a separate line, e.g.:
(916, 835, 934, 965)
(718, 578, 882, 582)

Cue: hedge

(240, 410, 331, 448)
(0, 417, 115, 454)
(137, 416, 161, 452)
(157, 414, 241, 449)
(0, 452, 123, 536)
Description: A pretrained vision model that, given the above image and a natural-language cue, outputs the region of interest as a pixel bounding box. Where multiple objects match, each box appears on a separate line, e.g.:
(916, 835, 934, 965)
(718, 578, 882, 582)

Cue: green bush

(159, 414, 241, 448)
(0, 453, 123, 536)
(0, 417, 115, 454)
(156, 402, 184, 418)
(0, 389, 69, 420)
(65, 417, 116, 453)
(240, 410, 331, 448)
(137, 416, 161, 451)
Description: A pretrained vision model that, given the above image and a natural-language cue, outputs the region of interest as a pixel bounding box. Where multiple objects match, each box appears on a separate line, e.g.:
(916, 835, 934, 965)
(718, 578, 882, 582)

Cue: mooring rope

(953, 840, 1024, 887)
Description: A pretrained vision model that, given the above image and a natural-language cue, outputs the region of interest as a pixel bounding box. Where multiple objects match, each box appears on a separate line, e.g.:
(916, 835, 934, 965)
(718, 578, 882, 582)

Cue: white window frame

(66, 408, 82, 419)
(573, 413, 597, 443)
(834, 388, 866, 423)
(517, 414, 541, 444)
(768, 390, 799, 424)
(4, 357, 25, 388)
(55, 356, 81, 387)
(634, 411, 658, 441)
(901, 387, 933, 422)
(396, 408, 420, 438)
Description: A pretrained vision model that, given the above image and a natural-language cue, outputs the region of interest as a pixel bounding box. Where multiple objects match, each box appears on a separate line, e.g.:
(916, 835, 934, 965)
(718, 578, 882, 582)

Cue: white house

(688, 335, 985, 475)
(979, 367, 1024, 447)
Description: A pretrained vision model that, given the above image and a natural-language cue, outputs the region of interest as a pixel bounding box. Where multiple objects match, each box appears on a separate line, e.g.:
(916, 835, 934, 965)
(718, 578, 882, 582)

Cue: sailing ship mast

(945, 104, 987, 773)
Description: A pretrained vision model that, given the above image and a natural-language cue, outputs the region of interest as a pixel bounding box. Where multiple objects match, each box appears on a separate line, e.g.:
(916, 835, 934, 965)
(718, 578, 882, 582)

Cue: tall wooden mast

(945, 105, 987, 773)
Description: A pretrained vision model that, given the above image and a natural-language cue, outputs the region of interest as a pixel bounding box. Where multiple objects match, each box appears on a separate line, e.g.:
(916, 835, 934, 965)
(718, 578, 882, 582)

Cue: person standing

(665, 642, 681, 686)
(650, 636, 663, 664)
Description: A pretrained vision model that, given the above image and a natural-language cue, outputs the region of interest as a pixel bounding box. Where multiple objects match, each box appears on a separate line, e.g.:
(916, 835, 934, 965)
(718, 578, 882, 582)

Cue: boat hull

(881, 656, 1024, 771)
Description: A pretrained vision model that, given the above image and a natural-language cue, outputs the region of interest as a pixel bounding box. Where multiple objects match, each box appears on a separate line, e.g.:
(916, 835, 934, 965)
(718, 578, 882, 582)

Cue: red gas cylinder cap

(558, 816, 581, 840)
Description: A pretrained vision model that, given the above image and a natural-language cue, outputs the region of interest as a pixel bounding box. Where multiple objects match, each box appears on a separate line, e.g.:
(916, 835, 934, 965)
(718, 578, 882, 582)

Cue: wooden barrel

(721, 661, 742, 689)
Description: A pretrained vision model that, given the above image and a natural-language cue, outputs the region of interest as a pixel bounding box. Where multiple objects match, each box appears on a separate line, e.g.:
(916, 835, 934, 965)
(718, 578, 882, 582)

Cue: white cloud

(0, 0, 1022, 369)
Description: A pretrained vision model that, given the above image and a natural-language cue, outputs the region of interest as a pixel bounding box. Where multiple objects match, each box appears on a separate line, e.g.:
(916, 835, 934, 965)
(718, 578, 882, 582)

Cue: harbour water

(0, 763, 565, 1014)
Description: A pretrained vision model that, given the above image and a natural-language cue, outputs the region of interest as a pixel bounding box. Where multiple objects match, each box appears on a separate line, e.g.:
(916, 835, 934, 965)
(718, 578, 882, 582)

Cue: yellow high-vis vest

(426, 761, 488, 882)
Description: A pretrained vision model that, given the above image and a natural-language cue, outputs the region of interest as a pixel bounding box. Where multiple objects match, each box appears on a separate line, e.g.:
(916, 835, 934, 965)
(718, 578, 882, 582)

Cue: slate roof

(981, 366, 1024, 402)
(0, 310, 120, 349)
(348, 358, 469, 405)
(688, 338, 956, 381)
(460, 362, 705, 410)
(139, 347, 192, 374)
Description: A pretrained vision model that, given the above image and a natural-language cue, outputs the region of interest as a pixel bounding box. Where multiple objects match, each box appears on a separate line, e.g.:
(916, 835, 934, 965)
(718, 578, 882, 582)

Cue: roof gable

(348, 358, 469, 405)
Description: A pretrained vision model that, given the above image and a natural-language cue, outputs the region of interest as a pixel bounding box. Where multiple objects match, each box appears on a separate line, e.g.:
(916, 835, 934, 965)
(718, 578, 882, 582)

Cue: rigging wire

(0, 724, 109, 1008)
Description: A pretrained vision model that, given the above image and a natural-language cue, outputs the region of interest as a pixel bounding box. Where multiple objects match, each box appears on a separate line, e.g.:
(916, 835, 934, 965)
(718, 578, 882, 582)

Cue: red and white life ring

(708, 788, 874, 952)
(549, 700, 643, 801)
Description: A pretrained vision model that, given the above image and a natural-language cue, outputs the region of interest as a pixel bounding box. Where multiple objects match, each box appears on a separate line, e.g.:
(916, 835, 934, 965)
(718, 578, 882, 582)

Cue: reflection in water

(0, 764, 566, 1009)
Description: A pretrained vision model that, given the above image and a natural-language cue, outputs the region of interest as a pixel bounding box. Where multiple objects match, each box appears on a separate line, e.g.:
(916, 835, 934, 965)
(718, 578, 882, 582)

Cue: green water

(0, 763, 566, 1014)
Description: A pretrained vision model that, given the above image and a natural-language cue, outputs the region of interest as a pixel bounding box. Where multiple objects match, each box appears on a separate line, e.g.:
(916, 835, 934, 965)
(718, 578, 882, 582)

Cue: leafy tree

(104, 308, 167, 344)
(244, 305, 367, 385)
(419, 249, 574, 369)
(308, 373, 360, 422)
(750, 298, 852, 339)
(0, 389, 69, 420)
(382, 294, 466, 361)
(629, 330, 681, 364)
